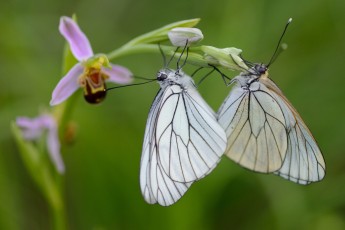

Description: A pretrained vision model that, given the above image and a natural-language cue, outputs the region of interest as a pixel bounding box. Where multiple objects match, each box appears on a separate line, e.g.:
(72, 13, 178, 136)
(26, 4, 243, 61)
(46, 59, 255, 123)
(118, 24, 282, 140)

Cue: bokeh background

(1, 0, 345, 229)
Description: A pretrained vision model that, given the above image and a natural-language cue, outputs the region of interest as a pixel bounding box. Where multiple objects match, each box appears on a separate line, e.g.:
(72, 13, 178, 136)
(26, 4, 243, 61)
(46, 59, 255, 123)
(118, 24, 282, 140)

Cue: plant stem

(107, 44, 207, 67)
(108, 44, 169, 59)
(51, 200, 66, 230)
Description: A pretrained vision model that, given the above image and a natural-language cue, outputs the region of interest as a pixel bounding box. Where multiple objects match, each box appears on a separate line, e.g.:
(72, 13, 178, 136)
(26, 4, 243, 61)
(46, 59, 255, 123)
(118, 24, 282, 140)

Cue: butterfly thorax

(234, 63, 269, 89)
(157, 68, 194, 90)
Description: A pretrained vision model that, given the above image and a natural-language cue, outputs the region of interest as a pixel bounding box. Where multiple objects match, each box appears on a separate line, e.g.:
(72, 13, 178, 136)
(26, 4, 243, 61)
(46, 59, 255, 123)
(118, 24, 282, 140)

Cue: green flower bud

(201, 46, 249, 71)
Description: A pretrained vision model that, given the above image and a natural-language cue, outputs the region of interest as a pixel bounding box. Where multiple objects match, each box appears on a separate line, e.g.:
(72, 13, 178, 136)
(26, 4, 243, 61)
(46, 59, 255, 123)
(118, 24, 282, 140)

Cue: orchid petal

(16, 114, 65, 174)
(50, 63, 83, 106)
(16, 117, 44, 140)
(45, 118, 65, 174)
(102, 64, 133, 84)
(59, 16, 93, 61)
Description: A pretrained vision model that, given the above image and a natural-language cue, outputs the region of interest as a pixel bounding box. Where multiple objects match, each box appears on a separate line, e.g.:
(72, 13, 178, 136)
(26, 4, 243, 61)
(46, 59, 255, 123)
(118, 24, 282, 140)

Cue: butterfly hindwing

(266, 89, 326, 183)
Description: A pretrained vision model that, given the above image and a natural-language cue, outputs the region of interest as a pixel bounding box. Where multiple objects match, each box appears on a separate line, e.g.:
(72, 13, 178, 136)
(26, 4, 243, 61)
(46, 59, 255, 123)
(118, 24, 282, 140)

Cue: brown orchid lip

(82, 68, 107, 104)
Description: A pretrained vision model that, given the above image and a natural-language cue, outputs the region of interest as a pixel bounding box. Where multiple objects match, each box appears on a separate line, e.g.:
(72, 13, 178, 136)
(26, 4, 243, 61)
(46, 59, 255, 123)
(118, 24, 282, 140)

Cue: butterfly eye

(253, 64, 268, 75)
(259, 65, 267, 74)
(157, 72, 168, 81)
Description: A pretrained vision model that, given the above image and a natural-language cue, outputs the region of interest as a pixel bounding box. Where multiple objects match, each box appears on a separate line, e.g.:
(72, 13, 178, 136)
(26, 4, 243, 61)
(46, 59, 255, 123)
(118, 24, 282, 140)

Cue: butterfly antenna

(166, 46, 179, 68)
(106, 79, 156, 91)
(177, 40, 189, 70)
(158, 43, 167, 68)
(133, 75, 156, 81)
(180, 47, 189, 70)
(267, 18, 292, 67)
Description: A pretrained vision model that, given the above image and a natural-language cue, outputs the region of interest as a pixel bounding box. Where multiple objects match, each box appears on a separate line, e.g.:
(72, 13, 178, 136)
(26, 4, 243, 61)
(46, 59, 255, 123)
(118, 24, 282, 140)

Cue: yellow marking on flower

(84, 54, 111, 69)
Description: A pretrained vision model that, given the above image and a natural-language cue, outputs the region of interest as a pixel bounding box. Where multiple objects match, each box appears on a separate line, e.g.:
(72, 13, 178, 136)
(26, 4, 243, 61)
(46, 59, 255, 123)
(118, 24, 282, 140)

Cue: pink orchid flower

(50, 16, 132, 105)
(16, 115, 65, 174)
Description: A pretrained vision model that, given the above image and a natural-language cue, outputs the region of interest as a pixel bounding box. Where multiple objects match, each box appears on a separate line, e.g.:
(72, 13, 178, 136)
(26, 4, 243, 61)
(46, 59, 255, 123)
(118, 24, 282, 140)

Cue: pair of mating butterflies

(140, 60, 325, 206)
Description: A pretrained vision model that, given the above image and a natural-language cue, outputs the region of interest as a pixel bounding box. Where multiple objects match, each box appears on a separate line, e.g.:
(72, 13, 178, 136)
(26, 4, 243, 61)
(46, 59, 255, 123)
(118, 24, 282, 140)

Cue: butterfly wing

(140, 89, 192, 206)
(157, 84, 227, 183)
(263, 78, 326, 184)
(217, 79, 288, 173)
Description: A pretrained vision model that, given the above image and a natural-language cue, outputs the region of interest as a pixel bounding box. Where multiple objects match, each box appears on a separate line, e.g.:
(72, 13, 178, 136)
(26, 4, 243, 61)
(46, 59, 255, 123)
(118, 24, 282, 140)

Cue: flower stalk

(119, 18, 200, 48)
(11, 122, 66, 230)
(107, 19, 246, 71)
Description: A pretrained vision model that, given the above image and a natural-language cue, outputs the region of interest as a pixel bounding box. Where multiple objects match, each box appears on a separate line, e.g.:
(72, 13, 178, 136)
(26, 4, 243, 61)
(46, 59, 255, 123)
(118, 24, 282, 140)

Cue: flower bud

(201, 46, 249, 71)
(168, 27, 203, 47)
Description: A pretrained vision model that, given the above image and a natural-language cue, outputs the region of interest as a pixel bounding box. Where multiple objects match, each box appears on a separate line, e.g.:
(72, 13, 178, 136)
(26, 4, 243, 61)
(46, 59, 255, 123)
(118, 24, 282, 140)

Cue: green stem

(116, 18, 200, 48)
(11, 123, 66, 230)
(51, 200, 66, 230)
(108, 44, 171, 59)
(107, 44, 208, 67)
(54, 90, 81, 140)
(41, 167, 66, 230)
(49, 42, 77, 230)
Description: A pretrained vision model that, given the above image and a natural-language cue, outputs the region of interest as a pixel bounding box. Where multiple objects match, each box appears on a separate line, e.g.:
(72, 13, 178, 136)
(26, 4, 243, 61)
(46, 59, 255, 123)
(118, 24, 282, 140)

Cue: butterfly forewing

(218, 78, 287, 173)
(156, 84, 227, 183)
(218, 68, 325, 184)
(140, 89, 192, 206)
(140, 69, 227, 206)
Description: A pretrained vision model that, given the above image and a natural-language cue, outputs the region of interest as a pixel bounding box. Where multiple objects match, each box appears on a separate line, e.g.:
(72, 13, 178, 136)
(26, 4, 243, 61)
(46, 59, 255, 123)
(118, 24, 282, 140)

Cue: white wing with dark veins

(140, 89, 192, 206)
(268, 82, 326, 184)
(157, 85, 227, 183)
(141, 82, 226, 206)
(218, 80, 287, 173)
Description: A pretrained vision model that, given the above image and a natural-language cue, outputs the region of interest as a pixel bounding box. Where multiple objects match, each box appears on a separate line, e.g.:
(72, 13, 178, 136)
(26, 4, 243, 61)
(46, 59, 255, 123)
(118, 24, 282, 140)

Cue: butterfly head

(157, 68, 193, 90)
(251, 63, 267, 75)
(157, 70, 169, 82)
(157, 68, 179, 88)
(235, 63, 269, 88)
(247, 63, 269, 79)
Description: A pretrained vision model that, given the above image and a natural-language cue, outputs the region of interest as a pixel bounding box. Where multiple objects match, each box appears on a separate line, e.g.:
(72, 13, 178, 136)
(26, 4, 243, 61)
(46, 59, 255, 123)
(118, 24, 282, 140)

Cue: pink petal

(59, 16, 93, 61)
(102, 64, 133, 84)
(50, 63, 83, 106)
(46, 119, 65, 174)
(16, 114, 65, 174)
(16, 117, 43, 140)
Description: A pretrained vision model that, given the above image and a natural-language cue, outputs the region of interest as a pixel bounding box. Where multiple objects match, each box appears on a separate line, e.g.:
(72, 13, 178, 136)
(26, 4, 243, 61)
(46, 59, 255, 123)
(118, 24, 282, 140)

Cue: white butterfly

(140, 68, 227, 206)
(217, 64, 325, 184)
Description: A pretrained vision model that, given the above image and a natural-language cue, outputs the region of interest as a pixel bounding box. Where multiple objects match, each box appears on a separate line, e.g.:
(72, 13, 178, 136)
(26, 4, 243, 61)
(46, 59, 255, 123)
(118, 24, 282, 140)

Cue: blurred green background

(1, 0, 345, 229)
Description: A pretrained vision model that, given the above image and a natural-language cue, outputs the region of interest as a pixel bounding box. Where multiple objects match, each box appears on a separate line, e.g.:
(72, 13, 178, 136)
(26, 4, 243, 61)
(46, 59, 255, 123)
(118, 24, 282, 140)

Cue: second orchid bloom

(50, 16, 133, 106)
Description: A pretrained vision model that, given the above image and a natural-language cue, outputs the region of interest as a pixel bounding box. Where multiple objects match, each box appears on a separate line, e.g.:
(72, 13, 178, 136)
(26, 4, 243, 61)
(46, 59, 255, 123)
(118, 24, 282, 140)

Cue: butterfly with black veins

(140, 68, 227, 206)
(217, 63, 325, 184)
